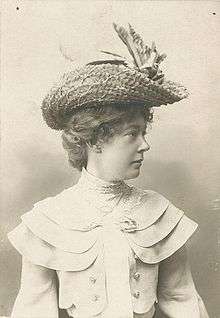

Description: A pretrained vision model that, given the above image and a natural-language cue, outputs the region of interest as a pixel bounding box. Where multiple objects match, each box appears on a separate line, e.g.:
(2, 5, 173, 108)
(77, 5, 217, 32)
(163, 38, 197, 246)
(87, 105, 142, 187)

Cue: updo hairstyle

(61, 103, 153, 171)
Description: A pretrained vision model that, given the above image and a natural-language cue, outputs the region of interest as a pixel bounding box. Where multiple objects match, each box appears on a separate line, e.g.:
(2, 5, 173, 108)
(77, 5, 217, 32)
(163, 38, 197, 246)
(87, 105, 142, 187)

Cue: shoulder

(130, 186, 194, 223)
(7, 184, 99, 270)
(125, 187, 198, 263)
(129, 186, 171, 223)
(20, 184, 83, 223)
(131, 186, 170, 206)
(33, 183, 80, 210)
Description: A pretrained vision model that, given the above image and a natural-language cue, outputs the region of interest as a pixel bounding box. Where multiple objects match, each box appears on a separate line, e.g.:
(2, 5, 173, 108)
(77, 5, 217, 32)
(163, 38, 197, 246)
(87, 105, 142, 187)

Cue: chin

(125, 168, 141, 180)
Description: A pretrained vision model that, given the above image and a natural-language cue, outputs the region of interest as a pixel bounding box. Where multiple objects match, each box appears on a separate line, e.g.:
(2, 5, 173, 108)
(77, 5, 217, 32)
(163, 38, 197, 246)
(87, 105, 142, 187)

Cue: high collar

(75, 168, 132, 212)
(78, 168, 129, 194)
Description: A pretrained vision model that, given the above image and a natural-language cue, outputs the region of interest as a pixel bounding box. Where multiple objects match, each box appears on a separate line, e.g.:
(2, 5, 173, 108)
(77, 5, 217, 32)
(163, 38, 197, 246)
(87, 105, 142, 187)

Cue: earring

(95, 145, 102, 153)
(86, 141, 102, 153)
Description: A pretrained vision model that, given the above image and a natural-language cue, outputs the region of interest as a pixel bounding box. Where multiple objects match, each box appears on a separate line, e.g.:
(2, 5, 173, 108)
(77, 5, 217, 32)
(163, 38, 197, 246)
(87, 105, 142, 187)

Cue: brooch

(81, 215, 138, 233)
(117, 215, 138, 232)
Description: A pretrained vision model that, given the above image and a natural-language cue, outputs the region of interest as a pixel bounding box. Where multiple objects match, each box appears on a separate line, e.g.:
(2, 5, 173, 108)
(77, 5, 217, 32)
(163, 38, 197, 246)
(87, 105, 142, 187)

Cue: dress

(8, 168, 210, 318)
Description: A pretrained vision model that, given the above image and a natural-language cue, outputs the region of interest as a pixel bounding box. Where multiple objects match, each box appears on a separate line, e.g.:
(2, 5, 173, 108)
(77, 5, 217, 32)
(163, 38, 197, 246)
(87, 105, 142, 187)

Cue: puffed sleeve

(157, 245, 209, 318)
(11, 257, 59, 318)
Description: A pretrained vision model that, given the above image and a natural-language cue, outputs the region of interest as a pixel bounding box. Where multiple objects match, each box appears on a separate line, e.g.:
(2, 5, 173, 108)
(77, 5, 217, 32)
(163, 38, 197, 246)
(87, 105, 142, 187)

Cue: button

(133, 272, 140, 280)
(92, 294, 100, 302)
(89, 276, 97, 284)
(133, 291, 140, 299)
(134, 254, 139, 260)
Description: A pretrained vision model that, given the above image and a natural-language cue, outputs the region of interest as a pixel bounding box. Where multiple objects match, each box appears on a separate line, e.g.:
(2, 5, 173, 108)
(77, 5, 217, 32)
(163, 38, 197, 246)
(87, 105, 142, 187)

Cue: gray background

(1, 1, 220, 317)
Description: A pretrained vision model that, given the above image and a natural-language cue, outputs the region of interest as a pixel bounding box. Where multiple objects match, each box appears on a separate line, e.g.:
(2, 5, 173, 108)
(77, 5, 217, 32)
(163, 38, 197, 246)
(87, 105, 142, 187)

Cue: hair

(61, 103, 154, 171)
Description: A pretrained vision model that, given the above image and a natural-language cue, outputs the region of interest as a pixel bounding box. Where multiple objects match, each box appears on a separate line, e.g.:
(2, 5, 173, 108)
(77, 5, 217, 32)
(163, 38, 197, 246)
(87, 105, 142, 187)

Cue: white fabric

(101, 219, 133, 318)
(9, 168, 210, 318)
(157, 246, 209, 318)
(75, 168, 144, 318)
(11, 258, 59, 318)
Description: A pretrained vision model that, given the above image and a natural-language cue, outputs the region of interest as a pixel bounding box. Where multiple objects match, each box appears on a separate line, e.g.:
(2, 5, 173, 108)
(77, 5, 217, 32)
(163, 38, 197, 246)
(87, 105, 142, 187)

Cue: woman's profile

(8, 23, 210, 318)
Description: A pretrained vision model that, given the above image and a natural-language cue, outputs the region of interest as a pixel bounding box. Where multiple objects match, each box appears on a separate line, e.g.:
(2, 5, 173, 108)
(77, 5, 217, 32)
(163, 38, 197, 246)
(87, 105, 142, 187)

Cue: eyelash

(126, 130, 146, 137)
(127, 131, 137, 137)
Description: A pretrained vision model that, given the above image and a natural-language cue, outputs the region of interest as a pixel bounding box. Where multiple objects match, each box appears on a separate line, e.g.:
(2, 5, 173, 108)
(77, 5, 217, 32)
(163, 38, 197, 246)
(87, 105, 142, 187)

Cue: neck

(77, 167, 131, 198)
(75, 168, 132, 215)
(86, 161, 121, 182)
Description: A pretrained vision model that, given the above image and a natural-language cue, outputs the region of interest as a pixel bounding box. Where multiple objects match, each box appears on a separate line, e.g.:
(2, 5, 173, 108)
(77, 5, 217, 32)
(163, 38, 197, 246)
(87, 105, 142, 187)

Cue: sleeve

(10, 257, 59, 318)
(157, 245, 209, 318)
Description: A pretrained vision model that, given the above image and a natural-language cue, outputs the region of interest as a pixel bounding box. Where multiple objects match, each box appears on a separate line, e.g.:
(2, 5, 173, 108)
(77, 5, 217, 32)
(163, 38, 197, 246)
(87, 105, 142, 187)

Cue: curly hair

(61, 103, 153, 171)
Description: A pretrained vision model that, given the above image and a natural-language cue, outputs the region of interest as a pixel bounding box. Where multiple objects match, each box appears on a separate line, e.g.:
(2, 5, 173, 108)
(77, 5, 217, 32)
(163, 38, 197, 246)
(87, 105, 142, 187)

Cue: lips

(131, 159, 143, 164)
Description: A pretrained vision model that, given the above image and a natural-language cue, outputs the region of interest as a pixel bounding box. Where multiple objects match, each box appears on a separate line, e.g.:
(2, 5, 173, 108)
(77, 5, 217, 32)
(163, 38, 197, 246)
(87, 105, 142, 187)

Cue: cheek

(103, 145, 135, 165)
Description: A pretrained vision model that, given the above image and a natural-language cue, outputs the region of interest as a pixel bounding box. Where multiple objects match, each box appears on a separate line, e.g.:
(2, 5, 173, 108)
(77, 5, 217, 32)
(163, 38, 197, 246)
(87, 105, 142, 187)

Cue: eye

(126, 130, 138, 137)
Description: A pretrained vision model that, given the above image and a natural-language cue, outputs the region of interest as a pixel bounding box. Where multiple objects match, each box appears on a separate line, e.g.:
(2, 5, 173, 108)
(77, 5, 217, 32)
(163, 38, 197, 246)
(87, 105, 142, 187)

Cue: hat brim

(42, 62, 189, 130)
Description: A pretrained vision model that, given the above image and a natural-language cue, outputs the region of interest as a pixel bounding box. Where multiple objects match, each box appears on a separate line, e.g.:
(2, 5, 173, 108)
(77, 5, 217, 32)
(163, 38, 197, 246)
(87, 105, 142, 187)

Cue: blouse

(8, 168, 210, 318)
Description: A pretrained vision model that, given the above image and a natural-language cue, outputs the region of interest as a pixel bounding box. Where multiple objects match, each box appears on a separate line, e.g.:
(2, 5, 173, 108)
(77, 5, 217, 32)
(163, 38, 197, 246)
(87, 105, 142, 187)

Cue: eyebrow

(123, 124, 147, 131)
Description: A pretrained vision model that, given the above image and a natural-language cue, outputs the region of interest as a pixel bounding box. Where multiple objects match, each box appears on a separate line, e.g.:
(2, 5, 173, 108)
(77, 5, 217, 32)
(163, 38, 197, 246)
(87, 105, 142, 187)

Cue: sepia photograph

(1, 1, 219, 318)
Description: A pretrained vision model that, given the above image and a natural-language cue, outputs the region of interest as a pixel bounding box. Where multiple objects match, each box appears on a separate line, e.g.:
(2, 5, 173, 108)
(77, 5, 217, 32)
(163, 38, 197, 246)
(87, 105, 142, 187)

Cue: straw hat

(42, 23, 189, 130)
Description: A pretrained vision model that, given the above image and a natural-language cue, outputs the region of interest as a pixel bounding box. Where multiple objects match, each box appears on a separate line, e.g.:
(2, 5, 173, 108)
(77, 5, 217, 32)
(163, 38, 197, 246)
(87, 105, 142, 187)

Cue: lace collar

(78, 168, 131, 194)
(75, 168, 133, 213)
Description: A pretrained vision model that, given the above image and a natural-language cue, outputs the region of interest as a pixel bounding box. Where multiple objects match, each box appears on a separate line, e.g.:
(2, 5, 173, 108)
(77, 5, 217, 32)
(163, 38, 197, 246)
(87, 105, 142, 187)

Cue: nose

(138, 136, 150, 153)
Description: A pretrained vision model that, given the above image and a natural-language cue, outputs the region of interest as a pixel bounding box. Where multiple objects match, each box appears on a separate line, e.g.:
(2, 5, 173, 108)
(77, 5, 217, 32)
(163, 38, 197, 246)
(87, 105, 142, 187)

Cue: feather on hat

(42, 23, 189, 130)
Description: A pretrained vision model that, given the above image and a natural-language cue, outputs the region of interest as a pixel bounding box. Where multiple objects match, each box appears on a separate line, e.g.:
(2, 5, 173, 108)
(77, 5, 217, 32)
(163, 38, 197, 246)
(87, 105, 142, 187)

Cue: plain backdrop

(1, 1, 220, 317)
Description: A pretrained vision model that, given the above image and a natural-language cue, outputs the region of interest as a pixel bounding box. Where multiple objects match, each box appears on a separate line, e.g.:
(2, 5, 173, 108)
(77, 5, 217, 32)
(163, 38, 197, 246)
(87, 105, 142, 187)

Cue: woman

(8, 24, 209, 318)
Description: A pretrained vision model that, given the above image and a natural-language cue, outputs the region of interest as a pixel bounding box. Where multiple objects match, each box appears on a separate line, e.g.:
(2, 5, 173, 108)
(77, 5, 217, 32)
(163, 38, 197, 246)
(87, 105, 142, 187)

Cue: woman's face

(93, 113, 150, 181)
